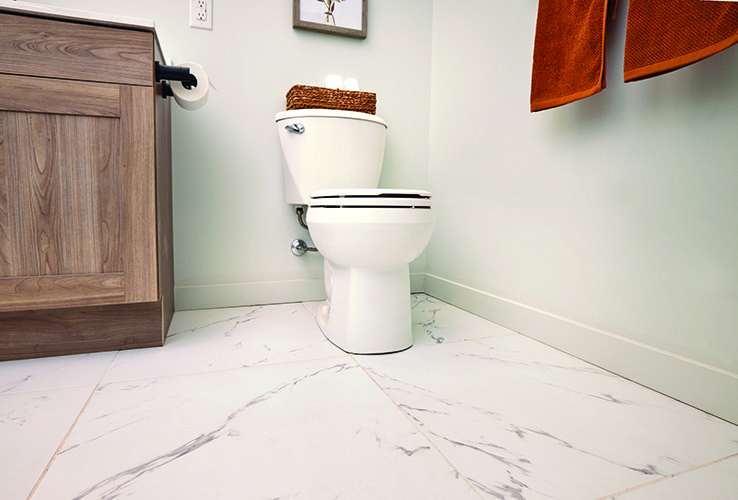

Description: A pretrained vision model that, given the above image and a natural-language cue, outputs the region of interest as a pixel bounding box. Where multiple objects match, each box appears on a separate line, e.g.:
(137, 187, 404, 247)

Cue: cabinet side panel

(155, 36, 174, 333)
(121, 85, 157, 302)
(155, 83, 174, 327)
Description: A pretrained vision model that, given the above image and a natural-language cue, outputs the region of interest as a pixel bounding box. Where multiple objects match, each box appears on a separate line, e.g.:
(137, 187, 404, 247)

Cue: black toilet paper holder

(156, 62, 198, 99)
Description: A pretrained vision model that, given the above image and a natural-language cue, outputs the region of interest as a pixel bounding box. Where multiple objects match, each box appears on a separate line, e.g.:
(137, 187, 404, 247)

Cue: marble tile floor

(1, 294, 737, 500)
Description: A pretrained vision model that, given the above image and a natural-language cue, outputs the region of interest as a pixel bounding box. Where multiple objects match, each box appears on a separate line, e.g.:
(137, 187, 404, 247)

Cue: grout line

(97, 351, 352, 387)
(595, 452, 738, 500)
(350, 353, 486, 499)
(25, 352, 120, 500)
(299, 300, 319, 318)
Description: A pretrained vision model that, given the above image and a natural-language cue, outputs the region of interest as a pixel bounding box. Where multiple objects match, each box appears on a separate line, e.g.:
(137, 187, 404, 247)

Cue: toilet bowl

(307, 189, 434, 354)
(275, 108, 434, 354)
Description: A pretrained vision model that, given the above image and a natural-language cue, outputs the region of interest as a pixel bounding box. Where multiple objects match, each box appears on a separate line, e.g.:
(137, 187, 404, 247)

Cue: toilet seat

(309, 189, 431, 209)
(305, 188, 434, 354)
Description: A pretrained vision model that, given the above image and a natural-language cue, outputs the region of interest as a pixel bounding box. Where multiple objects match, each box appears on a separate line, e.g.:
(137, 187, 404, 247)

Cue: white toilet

(275, 108, 434, 354)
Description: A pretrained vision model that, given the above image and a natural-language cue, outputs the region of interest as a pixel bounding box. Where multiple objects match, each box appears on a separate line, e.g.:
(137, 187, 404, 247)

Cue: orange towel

(624, 0, 738, 82)
(530, 0, 617, 112)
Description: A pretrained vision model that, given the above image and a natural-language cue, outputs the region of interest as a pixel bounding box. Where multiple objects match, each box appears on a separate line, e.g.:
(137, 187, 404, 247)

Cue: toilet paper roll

(324, 74, 344, 90)
(344, 78, 360, 91)
(171, 62, 209, 111)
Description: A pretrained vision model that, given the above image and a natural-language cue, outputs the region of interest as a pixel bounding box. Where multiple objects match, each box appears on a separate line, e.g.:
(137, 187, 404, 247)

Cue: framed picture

(293, 0, 367, 39)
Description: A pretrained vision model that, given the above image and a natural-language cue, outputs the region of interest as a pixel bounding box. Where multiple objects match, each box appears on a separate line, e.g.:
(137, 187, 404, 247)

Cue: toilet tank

(275, 109, 388, 205)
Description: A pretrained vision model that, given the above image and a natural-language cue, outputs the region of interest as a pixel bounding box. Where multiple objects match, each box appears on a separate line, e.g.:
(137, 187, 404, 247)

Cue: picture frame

(293, 0, 367, 40)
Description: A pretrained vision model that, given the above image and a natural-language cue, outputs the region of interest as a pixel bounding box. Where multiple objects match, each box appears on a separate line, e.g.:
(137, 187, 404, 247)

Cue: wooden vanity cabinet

(0, 11, 173, 360)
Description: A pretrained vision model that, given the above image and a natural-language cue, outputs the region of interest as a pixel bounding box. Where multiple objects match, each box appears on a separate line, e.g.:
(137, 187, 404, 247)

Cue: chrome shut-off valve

(291, 239, 317, 256)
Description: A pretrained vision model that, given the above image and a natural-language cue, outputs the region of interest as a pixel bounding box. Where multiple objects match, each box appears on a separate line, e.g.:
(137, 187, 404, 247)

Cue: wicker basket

(286, 84, 376, 114)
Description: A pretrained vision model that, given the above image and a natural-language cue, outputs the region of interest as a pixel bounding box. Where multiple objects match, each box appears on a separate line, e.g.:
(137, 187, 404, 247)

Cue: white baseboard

(174, 271, 737, 423)
(424, 273, 738, 425)
(174, 272, 427, 311)
(174, 278, 325, 311)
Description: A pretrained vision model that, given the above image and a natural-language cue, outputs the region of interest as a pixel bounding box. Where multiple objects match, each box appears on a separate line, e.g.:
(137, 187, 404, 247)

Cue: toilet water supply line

(291, 207, 318, 256)
(295, 206, 310, 230)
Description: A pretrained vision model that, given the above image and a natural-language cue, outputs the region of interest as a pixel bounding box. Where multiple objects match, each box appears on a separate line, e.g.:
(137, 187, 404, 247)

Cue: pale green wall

(24, 0, 434, 308)
(426, 0, 737, 421)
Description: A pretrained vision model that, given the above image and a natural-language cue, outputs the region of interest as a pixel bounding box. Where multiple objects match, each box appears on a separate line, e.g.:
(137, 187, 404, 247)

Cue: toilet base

(315, 262, 413, 354)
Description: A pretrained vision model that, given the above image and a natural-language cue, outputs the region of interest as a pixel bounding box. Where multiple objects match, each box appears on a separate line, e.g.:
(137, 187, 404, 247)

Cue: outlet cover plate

(190, 0, 212, 30)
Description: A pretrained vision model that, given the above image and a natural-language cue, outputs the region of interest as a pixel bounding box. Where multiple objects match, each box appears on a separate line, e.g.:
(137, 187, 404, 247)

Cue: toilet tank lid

(275, 109, 387, 127)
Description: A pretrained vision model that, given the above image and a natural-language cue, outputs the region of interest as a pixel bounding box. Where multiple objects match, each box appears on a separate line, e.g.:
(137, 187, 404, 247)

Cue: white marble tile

(357, 334, 738, 500)
(0, 352, 115, 394)
(0, 386, 94, 500)
(10, 296, 737, 499)
(32, 358, 481, 500)
(608, 454, 738, 500)
(104, 303, 345, 383)
(302, 294, 515, 349)
(412, 294, 517, 346)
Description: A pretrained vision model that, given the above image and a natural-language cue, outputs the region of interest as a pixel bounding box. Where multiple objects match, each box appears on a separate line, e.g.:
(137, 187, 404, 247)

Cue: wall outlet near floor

(189, 0, 212, 30)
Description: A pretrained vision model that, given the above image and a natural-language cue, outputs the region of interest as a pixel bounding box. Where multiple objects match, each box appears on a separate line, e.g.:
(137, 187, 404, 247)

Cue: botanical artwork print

(321, 0, 343, 26)
(300, 0, 362, 31)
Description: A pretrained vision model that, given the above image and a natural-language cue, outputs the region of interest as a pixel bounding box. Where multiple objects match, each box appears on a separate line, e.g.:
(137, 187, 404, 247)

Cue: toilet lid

(309, 189, 432, 209)
(276, 109, 387, 127)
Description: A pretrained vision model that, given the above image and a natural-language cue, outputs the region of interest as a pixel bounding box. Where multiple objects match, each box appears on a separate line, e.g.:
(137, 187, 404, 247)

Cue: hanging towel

(530, 0, 617, 112)
(624, 0, 738, 82)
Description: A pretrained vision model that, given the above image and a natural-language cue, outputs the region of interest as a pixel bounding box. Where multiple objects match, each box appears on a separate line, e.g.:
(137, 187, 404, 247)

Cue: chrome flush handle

(285, 123, 305, 134)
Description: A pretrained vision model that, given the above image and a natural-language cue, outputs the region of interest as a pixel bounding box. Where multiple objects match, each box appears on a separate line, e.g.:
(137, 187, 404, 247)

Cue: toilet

(275, 108, 434, 354)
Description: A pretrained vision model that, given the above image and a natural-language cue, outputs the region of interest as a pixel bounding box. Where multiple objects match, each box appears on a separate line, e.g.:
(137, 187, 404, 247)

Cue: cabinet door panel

(0, 78, 157, 311)
(1, 112, 121, 278)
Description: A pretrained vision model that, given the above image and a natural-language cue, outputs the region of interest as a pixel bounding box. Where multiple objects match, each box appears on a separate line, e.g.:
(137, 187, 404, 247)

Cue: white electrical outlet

(190, 0, 212, 30)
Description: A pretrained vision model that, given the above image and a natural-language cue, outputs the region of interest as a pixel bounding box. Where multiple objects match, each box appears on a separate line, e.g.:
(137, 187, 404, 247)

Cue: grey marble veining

(0, 352, 115, 394)
(411, 294, 516, 346)
(1, 295, 736, 499)
(359, 334, 738, 499)
(62, 362, 361, 500)
(31, 357, 480, 499)
(103, 302, 344, 383)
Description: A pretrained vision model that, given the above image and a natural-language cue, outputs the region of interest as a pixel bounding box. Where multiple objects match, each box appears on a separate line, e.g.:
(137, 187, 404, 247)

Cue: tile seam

(595, 452, 738, 500)
(351, 352, 486, 499)
(25, 351, 120, 500)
